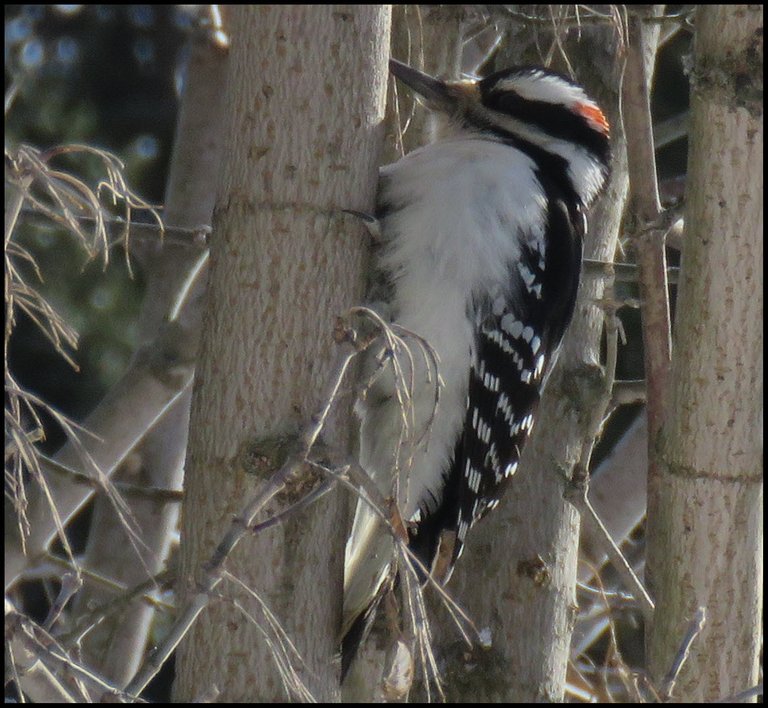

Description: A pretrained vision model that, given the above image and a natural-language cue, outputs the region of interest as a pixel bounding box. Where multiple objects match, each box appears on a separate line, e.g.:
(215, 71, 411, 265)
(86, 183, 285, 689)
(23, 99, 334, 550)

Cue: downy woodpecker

(342, 58, 610, 673)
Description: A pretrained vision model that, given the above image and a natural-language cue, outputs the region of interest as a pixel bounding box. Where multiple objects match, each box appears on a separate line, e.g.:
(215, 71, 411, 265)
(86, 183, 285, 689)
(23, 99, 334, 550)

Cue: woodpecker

(342, 58, 610, 674)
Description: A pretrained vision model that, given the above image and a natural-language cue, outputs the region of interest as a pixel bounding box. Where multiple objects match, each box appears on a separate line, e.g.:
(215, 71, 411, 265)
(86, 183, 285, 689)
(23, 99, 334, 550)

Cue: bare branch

(658, 607, 706, 700)
(123, 334, 363, 697)
(621, 9, 671, 532)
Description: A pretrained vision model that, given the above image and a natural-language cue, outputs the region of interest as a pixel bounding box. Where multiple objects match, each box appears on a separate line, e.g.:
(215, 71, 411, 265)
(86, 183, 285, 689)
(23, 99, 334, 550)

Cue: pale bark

(173, 6, 390, 702)
(70, 25, 230, 688)
(646, 5, 763, 700)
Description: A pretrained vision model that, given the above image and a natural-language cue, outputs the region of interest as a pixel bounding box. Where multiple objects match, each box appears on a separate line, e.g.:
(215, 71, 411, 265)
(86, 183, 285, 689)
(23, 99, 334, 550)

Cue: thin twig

(224, 572, 315, 702)
(249, 479, 336, 535)
(42, 572, 82, 632)
(711, 682, 764, 704)
(17, 205, 211, 249)
(123, 341, 362, 697)
(571, 489, 655, 623)
(582, 258, 679, 286)
(6, 603, 134, 702)
(57, 568, 174, 648)
(607, 380, 647, 412)
(658, 607, 706, 700)
(621, 8, 672, 527)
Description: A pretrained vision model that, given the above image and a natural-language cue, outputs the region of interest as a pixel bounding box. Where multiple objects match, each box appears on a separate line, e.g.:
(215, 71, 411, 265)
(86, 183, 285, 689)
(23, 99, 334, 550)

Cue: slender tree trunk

(69, 24, 229, 689)
(646, 5, 763, 701)
(173, 6, 390, 702)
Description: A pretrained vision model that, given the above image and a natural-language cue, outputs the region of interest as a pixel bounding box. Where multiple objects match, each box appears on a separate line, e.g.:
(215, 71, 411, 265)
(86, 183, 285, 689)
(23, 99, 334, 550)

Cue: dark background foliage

(6, 4, 189, 451)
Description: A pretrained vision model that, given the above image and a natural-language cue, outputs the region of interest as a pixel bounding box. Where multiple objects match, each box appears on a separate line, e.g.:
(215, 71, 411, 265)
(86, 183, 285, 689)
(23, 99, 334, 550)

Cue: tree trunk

(173, 6, 390, 702)
(70, 23, 229, 689)
(646, 5, 763, 701)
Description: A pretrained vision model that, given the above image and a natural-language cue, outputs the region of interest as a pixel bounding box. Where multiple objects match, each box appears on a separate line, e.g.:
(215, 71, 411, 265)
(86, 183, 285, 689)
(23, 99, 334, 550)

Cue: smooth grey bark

(173, 6, 391, 702)
(646, 5, 763, 701)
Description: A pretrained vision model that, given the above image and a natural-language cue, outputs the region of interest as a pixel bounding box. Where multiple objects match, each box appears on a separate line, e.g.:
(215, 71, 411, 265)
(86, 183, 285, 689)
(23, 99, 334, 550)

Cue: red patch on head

(574, 102, 609, 134)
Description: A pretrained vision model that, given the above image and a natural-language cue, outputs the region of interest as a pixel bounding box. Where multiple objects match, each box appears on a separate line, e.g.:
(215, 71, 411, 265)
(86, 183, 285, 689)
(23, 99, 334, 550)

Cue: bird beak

(389, 58, 457, 113)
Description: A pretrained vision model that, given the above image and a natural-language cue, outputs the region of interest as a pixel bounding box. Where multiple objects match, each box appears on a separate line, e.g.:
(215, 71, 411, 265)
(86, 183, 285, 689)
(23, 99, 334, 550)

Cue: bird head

(389, 58, 610, 198)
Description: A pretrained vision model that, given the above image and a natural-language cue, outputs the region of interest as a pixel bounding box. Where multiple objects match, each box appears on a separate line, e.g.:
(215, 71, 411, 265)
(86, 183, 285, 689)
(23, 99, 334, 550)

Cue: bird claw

(343, 209, 382, 242)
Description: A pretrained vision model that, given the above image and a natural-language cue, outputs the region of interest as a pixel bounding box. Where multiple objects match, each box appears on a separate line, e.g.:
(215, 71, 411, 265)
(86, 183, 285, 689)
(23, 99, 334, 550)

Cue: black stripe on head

(497, 130, 583, 217)
(478, 68, 610, 169)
